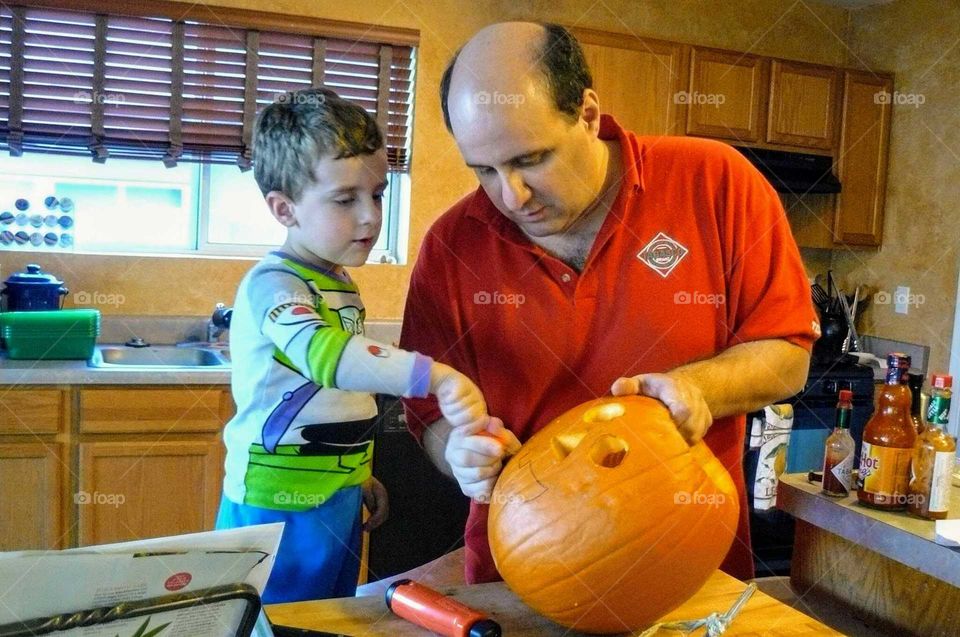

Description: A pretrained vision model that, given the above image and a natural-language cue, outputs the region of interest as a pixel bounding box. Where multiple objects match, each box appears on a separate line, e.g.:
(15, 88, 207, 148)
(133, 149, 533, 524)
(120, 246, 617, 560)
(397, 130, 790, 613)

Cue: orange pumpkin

(488, 395, 739, 634)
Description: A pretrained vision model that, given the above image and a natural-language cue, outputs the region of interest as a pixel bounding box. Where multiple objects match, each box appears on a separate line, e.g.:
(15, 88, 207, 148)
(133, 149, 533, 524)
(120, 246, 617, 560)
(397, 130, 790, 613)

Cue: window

(0, 2, 417, 261)
(0, 152, 408, 261)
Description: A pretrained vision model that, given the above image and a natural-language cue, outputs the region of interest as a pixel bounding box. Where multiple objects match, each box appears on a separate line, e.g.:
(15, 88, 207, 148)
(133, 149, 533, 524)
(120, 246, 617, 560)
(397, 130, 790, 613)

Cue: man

(401, 22, 818, 583)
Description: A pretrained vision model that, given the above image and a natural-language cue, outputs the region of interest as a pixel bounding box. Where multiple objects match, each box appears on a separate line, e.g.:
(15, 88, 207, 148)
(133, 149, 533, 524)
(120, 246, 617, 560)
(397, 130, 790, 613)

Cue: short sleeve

(718, 147, 820, 351)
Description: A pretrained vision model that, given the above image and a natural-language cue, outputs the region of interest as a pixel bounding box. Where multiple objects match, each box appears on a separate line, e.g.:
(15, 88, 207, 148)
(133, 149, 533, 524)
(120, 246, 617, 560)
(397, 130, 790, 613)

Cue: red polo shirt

(401, 115, 818, 583)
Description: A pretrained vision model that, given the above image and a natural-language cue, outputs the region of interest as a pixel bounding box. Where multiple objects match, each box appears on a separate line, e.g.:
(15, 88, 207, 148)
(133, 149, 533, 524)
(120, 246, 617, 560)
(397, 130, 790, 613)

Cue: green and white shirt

(223, 251, 431, 510)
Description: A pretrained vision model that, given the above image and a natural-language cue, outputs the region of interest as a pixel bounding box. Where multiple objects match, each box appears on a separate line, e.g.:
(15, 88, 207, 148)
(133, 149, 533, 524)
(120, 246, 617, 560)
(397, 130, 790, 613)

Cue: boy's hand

(429, 363, 488, 432)
(361, 477, 389, 532)
(445, 415, 522, 502)
(428, 363, 521, 501)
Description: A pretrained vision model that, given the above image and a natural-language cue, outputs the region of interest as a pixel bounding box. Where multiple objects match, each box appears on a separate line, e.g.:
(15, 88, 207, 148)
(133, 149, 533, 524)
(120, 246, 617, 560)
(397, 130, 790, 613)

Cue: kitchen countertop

(777, 472, 960, 587)
(0, 353, 232, 385)
(779, 472, 960, 635)
(0, 320, 402, 386)
(268, 548, 840, 636)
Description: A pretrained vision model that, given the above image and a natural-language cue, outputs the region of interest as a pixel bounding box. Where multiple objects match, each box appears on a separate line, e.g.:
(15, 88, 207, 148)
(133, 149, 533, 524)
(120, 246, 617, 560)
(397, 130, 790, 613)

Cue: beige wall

(2, 0, 850, 320)
(824, 0, 960, 375)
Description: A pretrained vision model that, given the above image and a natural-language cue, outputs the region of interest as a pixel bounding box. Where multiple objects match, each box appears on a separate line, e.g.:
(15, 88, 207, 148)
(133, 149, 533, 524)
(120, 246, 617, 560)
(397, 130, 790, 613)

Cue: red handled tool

(385, 579, 501, 637)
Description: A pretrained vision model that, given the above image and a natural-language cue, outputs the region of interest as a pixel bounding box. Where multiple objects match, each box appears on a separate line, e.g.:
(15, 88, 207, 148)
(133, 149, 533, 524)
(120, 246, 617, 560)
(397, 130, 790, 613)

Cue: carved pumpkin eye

(583, 402, 626, 422)
(551, 431, 586, 460)
(589, 435, 628, 468)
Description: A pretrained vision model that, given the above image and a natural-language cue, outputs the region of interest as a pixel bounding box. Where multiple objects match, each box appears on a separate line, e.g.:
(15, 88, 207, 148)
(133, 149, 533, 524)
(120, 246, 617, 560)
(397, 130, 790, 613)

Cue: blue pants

(215, 486, 362, 603)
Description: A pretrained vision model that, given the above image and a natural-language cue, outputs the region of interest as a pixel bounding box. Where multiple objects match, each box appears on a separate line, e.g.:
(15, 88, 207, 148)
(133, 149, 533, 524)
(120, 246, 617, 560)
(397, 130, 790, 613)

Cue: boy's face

(271, 149, 388, 270)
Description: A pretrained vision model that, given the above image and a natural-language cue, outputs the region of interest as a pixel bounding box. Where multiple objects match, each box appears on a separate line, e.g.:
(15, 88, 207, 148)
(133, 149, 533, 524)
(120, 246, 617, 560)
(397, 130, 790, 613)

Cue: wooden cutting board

(266, 569, 841, 636)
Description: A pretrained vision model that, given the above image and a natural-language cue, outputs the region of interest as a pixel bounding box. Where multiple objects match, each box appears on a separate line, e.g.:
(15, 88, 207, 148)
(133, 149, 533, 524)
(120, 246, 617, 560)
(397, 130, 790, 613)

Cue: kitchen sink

(89, 344, 230, 368)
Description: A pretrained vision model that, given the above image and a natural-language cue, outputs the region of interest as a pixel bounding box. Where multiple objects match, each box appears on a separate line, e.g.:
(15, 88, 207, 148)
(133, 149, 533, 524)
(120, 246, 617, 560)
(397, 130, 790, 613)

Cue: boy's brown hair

(253, 88, 383, 200)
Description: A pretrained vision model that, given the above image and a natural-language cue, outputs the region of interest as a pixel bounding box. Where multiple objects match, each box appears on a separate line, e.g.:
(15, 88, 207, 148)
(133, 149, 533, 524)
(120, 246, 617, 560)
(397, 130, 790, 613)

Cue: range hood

(734, 146, 842, 195)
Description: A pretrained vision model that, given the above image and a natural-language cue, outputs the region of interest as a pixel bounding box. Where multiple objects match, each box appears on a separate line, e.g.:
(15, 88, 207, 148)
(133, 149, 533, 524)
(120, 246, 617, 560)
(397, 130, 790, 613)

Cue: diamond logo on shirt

(637, 232, 688, 278)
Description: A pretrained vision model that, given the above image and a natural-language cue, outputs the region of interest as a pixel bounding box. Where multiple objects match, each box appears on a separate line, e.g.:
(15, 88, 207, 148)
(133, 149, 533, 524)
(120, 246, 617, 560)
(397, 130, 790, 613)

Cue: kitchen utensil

(811, 283, 829, 309)
(386, 580, 501, 637)
(848, 286, 861, 352)
(0, 264, 69, 311)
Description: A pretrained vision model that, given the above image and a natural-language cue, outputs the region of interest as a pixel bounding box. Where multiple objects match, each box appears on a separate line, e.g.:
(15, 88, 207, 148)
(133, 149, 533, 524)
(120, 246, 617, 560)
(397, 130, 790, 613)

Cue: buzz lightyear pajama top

(216, 251, 432, 602)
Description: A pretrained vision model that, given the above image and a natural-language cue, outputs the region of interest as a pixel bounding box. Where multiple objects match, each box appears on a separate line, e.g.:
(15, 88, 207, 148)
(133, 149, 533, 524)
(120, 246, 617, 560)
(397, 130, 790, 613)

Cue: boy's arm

(251, 269, 432, 398)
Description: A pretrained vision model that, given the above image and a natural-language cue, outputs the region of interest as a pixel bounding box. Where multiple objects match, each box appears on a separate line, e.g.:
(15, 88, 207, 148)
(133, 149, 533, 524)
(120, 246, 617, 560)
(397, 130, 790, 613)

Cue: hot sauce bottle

(822, 389, 855, 497)
(908, 374, 956, 519)
(908, 371, 926, 434)
(857, 353, 917, 510)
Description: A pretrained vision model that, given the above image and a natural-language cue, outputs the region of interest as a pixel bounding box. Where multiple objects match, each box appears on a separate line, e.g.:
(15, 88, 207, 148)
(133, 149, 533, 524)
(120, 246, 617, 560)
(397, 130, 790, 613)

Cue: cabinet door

(767, 61, 839, 150)
(833, 71, 893, 246)
(577, 31, 687, 135)
(686, 48, 769, 142)
(0, 443, 64, 550)
(78, 440, 222, 545)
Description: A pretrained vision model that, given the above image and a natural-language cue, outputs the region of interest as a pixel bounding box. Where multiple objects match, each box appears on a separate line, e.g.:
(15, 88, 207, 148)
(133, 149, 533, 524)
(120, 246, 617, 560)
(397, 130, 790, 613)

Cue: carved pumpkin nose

(488, 395, 739, 634)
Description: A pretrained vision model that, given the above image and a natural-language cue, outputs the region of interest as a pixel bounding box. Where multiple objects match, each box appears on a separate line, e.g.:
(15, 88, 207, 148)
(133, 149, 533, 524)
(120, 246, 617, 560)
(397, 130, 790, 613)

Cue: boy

(216, 87, 517, 603)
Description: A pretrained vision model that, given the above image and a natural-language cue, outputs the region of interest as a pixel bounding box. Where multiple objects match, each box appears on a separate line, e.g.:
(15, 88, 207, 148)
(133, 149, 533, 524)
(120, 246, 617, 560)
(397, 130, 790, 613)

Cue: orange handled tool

(385, 579, 501, 637)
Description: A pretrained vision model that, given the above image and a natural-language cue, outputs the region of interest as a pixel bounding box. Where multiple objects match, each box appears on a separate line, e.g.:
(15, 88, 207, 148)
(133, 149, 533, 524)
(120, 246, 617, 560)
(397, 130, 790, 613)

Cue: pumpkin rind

(488, 395, 740, 634)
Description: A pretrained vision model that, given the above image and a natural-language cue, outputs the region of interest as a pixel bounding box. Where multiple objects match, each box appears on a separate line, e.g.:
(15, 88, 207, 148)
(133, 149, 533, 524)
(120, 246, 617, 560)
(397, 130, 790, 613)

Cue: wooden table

(778, 472, 960, 636)
(267, 549, 839, 636)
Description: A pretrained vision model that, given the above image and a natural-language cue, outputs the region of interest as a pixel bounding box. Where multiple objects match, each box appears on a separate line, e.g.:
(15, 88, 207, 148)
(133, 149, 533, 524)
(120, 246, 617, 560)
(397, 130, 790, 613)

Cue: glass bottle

(908, 374, 956, 519)
(857, 353, 917, 510)
(908, 371, 925, 434)
(822, 389, 855, 497)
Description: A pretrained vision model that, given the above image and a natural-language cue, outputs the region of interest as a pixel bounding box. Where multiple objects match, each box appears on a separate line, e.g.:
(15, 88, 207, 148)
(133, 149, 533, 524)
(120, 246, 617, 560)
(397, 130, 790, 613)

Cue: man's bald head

(440, 22, 592, 132)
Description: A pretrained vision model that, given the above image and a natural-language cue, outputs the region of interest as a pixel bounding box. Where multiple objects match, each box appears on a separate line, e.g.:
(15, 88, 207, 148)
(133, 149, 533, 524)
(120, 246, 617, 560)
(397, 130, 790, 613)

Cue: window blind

(0, 4, 417, 172)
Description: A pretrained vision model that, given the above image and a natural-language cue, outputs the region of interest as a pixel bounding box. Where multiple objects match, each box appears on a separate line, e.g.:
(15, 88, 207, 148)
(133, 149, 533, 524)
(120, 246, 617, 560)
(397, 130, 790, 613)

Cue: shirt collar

(463, 114, 645, 233)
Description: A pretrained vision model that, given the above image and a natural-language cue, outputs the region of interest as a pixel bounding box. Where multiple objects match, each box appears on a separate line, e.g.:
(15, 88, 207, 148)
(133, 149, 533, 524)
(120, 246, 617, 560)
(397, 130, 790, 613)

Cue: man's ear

(265, 191, 297, 227)
(580, 88, 601, 134)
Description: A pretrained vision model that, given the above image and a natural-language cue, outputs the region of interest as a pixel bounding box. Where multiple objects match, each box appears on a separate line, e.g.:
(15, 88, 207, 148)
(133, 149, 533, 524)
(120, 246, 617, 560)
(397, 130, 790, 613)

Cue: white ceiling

(815, 0, 896, 8)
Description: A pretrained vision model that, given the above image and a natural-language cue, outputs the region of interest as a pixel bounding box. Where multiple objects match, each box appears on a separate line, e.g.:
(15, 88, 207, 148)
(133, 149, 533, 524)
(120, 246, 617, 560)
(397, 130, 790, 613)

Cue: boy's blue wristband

(409, 353, 433, 398)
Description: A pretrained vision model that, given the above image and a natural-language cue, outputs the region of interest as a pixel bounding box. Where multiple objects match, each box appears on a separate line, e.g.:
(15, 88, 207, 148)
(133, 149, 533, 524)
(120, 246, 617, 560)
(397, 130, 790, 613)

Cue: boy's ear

(265, 191, 297, 227)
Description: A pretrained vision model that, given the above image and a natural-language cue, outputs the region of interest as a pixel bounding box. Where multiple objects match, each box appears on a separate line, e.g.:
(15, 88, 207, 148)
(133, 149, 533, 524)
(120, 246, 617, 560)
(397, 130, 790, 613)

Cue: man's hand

(361, 477, 389, 532)
(430, 363, 488, 432)
(444, 415, 521, 502)
(611, 373, 713, 443)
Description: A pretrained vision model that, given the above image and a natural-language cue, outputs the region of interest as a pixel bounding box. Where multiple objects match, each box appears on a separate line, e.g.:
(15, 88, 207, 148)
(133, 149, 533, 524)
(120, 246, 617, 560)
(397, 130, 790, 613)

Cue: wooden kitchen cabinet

(833, 71, 893, 247)
(767, 60, 840, 150)
(77, 439, 222, 545)
(0, 388, 66, 435)
(575, 29, 688, 136)
(0, 442, 66, 550)
(76, 385, 232, 546)
(79, 387, 228, 434)
(686, 48, 769, 142)
(0, 388, 70, 550)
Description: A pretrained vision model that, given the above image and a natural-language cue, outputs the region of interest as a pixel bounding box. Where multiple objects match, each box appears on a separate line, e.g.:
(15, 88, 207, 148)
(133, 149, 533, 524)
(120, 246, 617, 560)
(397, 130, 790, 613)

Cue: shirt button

(561, 273, 572, 283)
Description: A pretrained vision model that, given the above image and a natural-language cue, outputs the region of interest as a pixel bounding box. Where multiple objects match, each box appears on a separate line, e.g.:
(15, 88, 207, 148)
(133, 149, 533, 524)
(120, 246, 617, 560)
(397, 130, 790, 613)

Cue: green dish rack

(0, 309, 100, 360)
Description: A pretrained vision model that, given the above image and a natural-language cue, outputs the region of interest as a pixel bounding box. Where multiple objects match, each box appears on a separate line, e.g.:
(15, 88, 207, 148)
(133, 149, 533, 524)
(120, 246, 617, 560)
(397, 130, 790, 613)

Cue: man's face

(284, 150, 388, 269)
(451, 88, 603, 238)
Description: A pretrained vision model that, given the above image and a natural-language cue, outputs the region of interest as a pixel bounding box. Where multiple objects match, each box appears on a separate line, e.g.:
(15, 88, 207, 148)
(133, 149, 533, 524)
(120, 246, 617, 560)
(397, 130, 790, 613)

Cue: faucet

(207, 302, 233, 343)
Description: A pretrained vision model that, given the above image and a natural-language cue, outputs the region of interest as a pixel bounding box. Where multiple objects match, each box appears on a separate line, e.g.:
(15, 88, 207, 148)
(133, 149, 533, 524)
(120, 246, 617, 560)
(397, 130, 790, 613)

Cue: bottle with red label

(908, 374, 956, 519)
(822, 389, 855, 497)
(856, 353, 917, 510)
